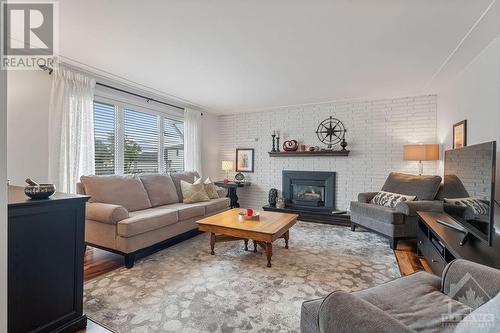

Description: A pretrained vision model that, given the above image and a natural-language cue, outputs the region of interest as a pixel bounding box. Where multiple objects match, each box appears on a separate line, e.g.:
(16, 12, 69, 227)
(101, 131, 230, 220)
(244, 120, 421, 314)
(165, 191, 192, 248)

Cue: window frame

(93, 92, 184, 175)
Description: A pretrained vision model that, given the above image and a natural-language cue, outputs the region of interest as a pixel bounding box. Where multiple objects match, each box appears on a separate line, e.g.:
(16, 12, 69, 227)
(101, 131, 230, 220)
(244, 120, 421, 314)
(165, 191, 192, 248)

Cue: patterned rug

(84, 222, 400, 332)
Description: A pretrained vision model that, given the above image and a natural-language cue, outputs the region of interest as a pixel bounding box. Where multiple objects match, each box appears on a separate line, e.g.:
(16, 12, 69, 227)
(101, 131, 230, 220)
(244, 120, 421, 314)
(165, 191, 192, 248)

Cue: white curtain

(184, 108, 202, 175)
(48, 67, 96, 193)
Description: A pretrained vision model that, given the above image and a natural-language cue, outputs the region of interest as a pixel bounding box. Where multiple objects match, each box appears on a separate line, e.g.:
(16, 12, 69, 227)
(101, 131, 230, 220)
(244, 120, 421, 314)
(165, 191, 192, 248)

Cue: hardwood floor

(81, 232, 431, 332)
(394, 239, 432, 276)
(84, 247, 123, 282)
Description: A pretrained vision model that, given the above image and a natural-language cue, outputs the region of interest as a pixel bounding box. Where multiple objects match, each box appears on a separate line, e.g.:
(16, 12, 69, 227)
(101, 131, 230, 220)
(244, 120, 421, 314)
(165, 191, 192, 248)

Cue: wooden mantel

(268, 150, 350, 157)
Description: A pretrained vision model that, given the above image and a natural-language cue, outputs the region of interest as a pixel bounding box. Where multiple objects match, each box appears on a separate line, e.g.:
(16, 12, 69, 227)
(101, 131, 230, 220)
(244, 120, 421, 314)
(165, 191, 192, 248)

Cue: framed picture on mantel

(453, 120, 467, 149)
(236, 148, 254, 172)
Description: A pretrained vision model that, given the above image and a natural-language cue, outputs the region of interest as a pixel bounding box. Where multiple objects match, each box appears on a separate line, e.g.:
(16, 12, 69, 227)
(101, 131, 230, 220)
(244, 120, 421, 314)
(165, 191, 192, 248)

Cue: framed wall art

(236, 148, 254, 172)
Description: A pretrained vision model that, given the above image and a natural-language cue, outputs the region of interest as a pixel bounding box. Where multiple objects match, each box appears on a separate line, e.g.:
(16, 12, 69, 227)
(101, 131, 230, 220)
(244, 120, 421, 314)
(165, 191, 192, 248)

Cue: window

(92, 99, 184, 175)
(164, 118, 184, 172)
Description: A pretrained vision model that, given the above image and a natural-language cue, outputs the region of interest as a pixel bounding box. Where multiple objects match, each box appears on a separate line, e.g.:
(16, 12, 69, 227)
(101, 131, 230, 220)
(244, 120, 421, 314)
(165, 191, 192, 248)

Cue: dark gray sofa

(301, 259, 500, 333)
(350, 172, 443, 249)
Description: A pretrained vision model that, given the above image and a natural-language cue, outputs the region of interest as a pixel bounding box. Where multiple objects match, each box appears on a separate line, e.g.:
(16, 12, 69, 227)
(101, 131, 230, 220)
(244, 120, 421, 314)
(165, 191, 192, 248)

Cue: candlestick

(271, 134, 276, 152)
(276, 136, 281, 152)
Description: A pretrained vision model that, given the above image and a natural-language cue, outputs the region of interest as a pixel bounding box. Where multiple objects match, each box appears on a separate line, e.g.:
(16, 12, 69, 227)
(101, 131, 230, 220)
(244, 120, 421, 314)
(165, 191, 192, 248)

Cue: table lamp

(221, 160, 234, 183)
(403, 144, 439, 175)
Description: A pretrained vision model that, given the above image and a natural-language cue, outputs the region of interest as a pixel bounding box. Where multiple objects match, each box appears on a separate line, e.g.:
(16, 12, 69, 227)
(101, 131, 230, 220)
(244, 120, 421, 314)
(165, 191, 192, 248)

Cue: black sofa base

(86, 228, 202, 268)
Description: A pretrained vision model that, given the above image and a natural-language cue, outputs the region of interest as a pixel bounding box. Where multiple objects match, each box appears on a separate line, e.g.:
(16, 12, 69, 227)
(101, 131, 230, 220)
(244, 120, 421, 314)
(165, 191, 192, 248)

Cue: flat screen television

(443, 141, 497, 245)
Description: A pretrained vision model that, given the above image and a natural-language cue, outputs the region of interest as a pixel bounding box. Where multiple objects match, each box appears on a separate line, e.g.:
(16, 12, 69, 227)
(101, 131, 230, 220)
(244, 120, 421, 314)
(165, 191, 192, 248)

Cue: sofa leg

(389, 238, 398, 250)
(350, 223, 356, 232)
(124, 253, 135, 269)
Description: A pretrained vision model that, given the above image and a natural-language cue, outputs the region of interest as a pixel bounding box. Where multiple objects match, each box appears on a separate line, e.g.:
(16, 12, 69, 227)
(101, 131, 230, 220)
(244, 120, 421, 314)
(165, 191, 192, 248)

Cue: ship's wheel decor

(315, 116, 347, 149)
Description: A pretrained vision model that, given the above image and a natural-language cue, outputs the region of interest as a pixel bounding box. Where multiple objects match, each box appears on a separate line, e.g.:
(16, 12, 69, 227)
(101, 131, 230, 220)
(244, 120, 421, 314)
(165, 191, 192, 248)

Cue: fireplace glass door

(291, 182, 325, 207)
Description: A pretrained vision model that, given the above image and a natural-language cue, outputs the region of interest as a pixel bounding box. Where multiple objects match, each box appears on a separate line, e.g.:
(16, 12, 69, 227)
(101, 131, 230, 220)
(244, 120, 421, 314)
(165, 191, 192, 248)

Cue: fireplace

(282, 171, 335, 210)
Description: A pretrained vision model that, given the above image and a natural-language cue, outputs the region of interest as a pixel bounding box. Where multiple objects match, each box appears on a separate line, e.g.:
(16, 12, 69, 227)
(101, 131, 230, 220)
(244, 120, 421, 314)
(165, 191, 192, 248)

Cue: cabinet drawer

(417, 228, 430, 257)
(426, 241, 447, 276)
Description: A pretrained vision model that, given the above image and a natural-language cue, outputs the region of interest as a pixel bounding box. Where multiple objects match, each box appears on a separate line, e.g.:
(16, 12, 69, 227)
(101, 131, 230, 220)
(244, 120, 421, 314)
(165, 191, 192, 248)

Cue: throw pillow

(203, 177, 220, 199)
(180, 180, 210, 203)
(444, 197, 490, 216)
(371, 191, 416, 208)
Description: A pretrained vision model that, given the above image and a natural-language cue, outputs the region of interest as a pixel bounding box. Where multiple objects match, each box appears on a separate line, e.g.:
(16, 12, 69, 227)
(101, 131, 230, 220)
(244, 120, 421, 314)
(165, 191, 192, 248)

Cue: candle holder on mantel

(271, 134, 276, 152)
(276, 130, 281, 152)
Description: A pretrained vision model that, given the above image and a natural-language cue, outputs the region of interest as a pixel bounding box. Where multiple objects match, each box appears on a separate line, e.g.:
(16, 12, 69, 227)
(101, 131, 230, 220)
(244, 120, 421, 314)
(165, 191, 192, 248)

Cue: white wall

(1, 56, 8, 333)
(437, 34, 500, 232)
(7, 70, 52, 186)
(218, 95, 438, 210)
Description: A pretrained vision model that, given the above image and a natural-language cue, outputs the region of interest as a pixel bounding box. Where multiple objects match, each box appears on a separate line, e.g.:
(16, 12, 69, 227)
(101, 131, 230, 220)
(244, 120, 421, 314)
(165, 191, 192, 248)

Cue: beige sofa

(77, 171, 229, 268)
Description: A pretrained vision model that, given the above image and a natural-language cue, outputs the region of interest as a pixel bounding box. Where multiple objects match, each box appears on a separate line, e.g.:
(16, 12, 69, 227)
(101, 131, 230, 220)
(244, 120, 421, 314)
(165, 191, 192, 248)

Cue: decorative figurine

(276, 196, 285, 209)
(283, 140, 299, 151)
(235, 172, 245, 183)
(340, 138, 348, 151)
(268, 188, 278, 207)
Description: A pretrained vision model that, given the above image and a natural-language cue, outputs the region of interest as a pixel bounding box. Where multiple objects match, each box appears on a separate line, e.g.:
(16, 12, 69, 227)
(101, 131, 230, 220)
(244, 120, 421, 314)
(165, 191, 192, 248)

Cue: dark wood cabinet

(417, 211, 500, 276)
(8, 186, 89, 333)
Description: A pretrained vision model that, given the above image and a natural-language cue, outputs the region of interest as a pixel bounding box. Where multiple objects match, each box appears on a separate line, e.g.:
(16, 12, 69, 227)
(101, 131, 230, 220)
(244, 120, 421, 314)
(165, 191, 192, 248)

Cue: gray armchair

(350, 172, 443, 249)
(301, 259, 500, 333)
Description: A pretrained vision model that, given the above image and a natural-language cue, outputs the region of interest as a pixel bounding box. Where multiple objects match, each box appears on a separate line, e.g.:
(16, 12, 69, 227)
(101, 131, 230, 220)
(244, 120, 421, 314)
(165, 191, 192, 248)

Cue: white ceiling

(57, 0, 497, 114)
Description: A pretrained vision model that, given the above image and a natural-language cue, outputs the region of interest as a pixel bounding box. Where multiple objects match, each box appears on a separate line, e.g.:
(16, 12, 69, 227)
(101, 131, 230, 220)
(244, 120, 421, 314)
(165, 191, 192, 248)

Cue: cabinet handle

(432, 259, 438, 263)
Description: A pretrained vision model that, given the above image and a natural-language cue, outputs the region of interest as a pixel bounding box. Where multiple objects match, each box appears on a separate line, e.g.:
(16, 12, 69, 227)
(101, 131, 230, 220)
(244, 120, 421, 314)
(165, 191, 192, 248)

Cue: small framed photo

(236, 148, 254, 172)
(453, 120, 467, 149)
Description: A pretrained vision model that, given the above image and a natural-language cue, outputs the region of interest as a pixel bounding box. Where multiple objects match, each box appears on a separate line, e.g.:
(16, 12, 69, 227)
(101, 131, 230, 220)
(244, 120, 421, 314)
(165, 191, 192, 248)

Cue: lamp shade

(403, 144, 439, 161)
(221, 160, 234, 171)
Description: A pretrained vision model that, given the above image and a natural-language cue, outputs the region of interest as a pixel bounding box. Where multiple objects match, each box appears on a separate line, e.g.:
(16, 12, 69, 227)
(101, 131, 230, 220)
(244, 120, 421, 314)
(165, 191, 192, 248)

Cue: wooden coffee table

(196, 208, 298, 267)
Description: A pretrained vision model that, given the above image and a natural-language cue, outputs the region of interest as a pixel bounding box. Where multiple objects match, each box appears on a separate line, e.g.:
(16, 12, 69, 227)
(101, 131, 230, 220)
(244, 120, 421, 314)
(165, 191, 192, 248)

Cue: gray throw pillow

(371, 191, 416, 208)
(444, 197, 489, 216)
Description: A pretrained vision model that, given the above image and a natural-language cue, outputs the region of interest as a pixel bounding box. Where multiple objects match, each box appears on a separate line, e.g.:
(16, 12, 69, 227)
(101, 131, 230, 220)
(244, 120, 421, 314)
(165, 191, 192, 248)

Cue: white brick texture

(218, 95, 438, 210)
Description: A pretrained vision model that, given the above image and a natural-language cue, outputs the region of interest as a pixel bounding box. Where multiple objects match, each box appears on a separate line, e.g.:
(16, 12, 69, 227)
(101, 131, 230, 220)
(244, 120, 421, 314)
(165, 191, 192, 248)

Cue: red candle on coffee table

(246, 208, 253, 216)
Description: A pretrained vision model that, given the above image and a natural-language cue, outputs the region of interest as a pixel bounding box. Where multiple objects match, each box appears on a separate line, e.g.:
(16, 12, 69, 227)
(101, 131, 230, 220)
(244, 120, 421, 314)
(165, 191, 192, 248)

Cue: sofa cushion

(354, 271, 471, 332)
(181, 180, 210, 203)
(170, 171, 200, 202)
(382, 172, 442, 201)
(203, 197, 231, 213)
(350, 201, 404, 225)
(158, 202, 206, 221)
(80, 175, 152, 212)
(139, 174, 179, 207)
(117, 207, 178, 237)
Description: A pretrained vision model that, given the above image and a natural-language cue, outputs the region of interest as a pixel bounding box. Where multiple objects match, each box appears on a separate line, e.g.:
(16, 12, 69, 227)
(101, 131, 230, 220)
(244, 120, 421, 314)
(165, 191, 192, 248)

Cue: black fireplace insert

(282, 170, 335, 210)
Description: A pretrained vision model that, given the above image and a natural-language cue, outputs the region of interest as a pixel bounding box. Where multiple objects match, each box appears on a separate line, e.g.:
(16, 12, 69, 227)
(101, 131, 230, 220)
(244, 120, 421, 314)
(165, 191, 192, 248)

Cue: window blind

(93, 101, 115, 175)
(123, 109, 160, 174)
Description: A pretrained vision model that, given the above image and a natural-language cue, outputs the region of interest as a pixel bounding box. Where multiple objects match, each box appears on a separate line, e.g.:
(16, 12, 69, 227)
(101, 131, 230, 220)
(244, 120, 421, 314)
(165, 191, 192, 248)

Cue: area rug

(84, 222, 400, 332)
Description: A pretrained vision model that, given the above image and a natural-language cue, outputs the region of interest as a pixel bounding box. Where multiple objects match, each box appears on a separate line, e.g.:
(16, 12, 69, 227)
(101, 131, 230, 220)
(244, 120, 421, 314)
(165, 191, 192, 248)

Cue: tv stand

(435, 218, 474, 246)
(417, 211, 500, 275)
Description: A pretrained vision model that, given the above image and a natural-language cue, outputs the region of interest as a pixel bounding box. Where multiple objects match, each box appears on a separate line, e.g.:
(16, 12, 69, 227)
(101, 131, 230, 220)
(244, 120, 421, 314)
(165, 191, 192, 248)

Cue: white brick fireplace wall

(218, 95, 438, 210)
